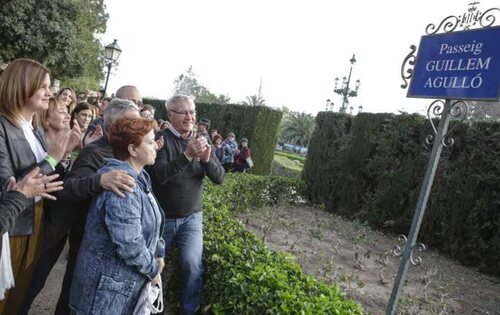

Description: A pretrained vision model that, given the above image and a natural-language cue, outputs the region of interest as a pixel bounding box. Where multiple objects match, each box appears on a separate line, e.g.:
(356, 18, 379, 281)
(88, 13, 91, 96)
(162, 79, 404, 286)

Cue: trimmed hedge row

(200, 174, 363, 314)
(304, 112, 500, 277)
(144, 98, 282, 175)
(272, 154, 303, 178)
(275, 150, 306, 165)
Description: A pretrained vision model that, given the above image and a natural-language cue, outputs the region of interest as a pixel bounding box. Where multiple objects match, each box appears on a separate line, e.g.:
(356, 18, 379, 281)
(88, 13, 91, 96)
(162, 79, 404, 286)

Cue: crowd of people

(200, 123, 253, 173)
(0, 58, 255, 315)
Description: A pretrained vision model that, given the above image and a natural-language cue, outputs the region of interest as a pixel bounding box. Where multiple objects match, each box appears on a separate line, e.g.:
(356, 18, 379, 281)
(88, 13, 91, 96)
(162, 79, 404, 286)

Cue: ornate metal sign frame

(387, 2, 499, 314)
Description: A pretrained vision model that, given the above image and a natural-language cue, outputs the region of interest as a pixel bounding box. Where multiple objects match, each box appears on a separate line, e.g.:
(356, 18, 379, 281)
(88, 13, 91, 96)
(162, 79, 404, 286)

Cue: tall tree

(197, 93, 231, 105)
(173, 66, 230, 104)
(280, 112, 315, 147)
(0, 0, 108, 90)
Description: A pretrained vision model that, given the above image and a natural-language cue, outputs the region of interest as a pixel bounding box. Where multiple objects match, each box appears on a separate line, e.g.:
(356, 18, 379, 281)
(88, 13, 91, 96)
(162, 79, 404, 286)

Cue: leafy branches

(280, 111, 315, 147)
(243, 94, 266, 106)
(0, 0, 108, 89)
(172, 66, 230, 104)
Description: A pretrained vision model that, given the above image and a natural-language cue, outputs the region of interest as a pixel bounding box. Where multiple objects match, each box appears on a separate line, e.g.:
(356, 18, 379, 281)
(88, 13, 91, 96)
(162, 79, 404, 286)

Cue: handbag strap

(149, 276, 164, 313)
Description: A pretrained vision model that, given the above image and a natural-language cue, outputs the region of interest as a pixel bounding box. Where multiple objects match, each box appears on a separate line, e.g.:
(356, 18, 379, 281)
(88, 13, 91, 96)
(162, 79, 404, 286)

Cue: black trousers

(54, 215, 86, 315)
(18, 236, 67, 315)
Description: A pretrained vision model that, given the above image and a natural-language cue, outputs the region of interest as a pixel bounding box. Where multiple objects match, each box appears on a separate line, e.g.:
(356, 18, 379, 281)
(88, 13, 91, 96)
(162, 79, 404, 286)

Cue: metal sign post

(387, 3, 499, 314)
(386, 99, 452, 315)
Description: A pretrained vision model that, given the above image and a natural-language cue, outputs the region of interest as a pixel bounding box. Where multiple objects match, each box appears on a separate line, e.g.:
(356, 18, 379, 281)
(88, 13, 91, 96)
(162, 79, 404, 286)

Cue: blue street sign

(408, 26, 500, 101)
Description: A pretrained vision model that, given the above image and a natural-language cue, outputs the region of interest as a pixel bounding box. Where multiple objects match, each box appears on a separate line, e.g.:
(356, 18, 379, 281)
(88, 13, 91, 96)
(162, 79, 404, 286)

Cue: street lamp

(325, 99, 334, 111)
(334, 54, 361, 113)
(103, 39, 122, 96)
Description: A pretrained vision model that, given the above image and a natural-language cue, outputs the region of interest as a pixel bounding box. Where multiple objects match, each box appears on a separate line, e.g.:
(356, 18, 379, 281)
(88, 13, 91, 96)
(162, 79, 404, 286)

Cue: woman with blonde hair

(19, 97, 82, 314)
(0, 58, 69, 314)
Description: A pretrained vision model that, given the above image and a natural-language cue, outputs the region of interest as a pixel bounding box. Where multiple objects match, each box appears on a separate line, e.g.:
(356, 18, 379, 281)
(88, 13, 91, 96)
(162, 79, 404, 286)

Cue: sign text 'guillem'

(408, 26, 500, 101)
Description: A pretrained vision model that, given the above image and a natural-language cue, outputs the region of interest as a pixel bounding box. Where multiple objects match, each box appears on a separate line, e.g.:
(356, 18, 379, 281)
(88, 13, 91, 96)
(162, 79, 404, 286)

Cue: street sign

(408, 26, 500, 101)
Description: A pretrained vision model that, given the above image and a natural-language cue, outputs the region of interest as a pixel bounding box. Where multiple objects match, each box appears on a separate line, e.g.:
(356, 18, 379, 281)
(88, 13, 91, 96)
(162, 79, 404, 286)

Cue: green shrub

(200, 174, 362, 314)
(272, 154, 303, 177)
(204, 174, 305, 213)
(275, 150, 306, 164)
(304, 111, 500, 277)
(303, 112, 352, 209)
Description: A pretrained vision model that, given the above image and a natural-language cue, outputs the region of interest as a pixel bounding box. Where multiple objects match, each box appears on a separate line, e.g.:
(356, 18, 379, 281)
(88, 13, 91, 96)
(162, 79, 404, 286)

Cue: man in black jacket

(149, 95, 224, 315)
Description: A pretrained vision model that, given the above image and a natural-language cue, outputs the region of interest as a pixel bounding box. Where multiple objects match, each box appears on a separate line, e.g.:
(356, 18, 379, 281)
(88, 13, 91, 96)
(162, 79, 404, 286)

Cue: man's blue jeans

(163, 211, 204, 315)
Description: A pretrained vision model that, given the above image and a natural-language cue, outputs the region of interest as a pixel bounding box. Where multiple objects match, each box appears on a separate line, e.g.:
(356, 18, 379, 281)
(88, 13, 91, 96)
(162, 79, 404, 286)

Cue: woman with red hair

(69, 117, 165, 314)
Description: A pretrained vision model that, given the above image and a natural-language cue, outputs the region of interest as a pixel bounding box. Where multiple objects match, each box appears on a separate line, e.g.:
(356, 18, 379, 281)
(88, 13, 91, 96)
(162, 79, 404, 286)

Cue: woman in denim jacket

(69, 117, 165, 314)
(221, 132, 237, 172)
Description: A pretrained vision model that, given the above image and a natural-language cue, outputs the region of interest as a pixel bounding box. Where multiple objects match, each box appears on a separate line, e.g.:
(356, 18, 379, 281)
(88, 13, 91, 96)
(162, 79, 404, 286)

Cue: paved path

(28, 243, 68, 315)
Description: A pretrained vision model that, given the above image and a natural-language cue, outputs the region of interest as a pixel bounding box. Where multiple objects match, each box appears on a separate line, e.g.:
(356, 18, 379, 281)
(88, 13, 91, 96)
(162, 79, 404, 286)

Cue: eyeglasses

(140, 112, 154, 119)
(169, 109, 197, 117)
(129, 99, 143, 107)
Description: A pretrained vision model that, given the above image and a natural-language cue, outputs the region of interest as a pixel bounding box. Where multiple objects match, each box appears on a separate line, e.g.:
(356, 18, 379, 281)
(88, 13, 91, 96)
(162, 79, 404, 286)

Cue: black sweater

(149, 129, 224, 218)
(58, 136, 113, 241)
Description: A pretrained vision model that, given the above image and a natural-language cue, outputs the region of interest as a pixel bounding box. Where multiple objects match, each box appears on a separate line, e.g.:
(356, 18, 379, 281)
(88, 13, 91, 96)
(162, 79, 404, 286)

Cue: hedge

(304, 112, 500, 277)
(275, 150, 306, 165)
(144, 98, 282, 175)
(163, 174, 362, 314)
(272, 154, 303, 178)
(200, 174, 363, 314)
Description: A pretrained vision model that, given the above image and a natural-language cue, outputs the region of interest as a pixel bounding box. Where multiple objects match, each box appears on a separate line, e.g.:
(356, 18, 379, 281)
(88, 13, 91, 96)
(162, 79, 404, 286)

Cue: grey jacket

(0, 116, 54, 235)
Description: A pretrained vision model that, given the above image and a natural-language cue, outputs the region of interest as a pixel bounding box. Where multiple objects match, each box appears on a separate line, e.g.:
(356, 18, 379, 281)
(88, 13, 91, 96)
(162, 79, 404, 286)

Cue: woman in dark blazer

(0, 58, 68, 314)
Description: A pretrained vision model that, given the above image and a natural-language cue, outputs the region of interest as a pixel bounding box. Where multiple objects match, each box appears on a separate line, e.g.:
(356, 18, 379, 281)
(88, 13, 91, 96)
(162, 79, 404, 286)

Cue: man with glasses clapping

(149, 94, 224, 315)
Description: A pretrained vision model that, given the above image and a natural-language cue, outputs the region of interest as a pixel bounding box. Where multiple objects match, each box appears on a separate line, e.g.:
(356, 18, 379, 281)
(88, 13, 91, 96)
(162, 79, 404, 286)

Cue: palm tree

(243, 94, 266, 106)
(280, 112, 315, 147)
(243, 77, 266, 106)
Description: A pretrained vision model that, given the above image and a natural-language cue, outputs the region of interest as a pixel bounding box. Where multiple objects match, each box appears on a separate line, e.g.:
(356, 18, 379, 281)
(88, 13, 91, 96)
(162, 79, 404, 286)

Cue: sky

(99, 0, 499, 116)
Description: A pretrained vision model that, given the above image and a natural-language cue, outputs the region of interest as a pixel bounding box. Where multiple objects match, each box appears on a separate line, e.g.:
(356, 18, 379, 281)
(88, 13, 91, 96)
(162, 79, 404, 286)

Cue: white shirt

(18, 115, 47, 202)
(18, 115, 46, 163)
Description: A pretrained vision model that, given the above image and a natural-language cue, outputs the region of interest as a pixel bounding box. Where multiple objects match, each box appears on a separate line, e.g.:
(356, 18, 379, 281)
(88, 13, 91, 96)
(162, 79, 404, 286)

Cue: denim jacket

(69, 159, 165, 315)
(222, 139, 237, 164)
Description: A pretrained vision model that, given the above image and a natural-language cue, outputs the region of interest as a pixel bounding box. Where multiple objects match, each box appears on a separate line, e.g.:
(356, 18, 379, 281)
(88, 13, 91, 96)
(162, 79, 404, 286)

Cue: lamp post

(325, 99, 335, 111)
(103, 39, 122, 96)
(334, 54, 361, 113)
